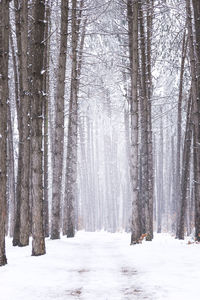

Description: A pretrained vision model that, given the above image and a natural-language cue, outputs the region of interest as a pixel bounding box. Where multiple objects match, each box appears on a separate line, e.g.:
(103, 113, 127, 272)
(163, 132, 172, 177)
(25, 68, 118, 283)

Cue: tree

(31, 0, 46, 256)
(191, 0, 200, 241)
(146, 0, 154, 240)
(63, 0, 84, 237)
(17, 0, 30, 247)
(0, 0, 9, 266)
(175, 30, 187, 238)
(43, 2, 51, 238)
(185, 0, 200, 242)
(127, 0, 141, 244)
(138, 0, 150, 237)
(178, 91, 193, 239)
(51, 0, 69, 240)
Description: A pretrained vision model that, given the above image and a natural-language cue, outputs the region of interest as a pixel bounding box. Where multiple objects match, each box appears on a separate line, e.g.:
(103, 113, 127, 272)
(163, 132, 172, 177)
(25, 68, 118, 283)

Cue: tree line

(1, 0, 200, 267)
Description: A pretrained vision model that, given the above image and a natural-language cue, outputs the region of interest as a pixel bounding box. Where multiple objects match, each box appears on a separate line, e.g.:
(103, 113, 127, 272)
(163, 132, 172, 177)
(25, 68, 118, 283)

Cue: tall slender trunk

(51, 0, 69, 239)
(157, 109, 164, 233)
(176, 30, 187, 238)
(19, 0, 30, 247)
(146, 0, 154, 240)
(12, 0, 22, 247)
(0, 0, 9, 266)
(127, 0, 141, 244)
(43, 3, 51, 238)
(138, 1, 149, 236)
(31, 0, 46, 256)
(9, 29, 19, 238)
(63, 0, 78, 237)
(178, 92, 193, 239)
(186, 0, 200, 242)
(192, 0, 200, 241)
(171, 135, 176, 232)
(7, 96, 16, 237)
(12, 0, 30, 247)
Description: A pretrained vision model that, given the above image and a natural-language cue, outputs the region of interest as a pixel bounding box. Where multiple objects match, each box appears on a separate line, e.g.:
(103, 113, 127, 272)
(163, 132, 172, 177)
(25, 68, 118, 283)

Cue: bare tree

(12, 0, 31, 247)
(31, 0, 46, 256)
(51, 0, 69, 240)
(186, 0, 200, 242)
(178, 91, 193, 239)
(127, 0, 141, 244)
(63, 0, 83, 237)
(43, 3, 51, 238)
(192, 0, 200, 241)
(175, 30, 187, 237)
(0, 0, 9, 266)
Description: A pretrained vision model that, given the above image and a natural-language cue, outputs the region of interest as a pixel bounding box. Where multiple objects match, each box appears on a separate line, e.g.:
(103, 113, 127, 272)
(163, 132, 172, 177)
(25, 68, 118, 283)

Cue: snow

(1, 232, 200, 300)
(41, 70, 46, 75)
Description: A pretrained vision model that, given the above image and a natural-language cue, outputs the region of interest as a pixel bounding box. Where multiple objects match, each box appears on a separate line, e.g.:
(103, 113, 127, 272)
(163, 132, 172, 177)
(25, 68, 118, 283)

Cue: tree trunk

(178, 92, 193, 239)
(127, 0, 141, 244)
(7, 95, 16, 237)
(12, 0, 30, 247)
(12, 0, 22, 247)
(9, 29, 19, 238)
(186, 0, 200, 242)
(191, 0, 200, 241)
(19, 0, 30, 247)
(63, 0, 78, 237)
(0, 0, 9, 266)
(175, 30, 187, 238)
(138, 0, 149, 236)
(31, 0, 46, 256)
(43, 3, 51, 238)
(146, 0, 154, 240)
(51, 0, 69, 239)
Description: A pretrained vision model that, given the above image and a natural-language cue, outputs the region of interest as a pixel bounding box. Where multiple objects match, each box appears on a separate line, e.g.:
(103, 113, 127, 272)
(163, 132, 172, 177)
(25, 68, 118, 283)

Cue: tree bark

(12, 0, 22, 247)
(51, 0, 69, 239)
(157, 110, 164, 233)
(146, 0, 154, 240)
(186, 0, 200, 242)
(7, 93, 16, 237)
(43, 3, 51, 238)
(138, 0, 149, 236)
(12, 0, 30, 247)
(31, 0, 46, 256)
(63, 0, 78, 237)
(178, 92, 193, 239)
(0, 0, 9, 266)
(127, 0, 141, 244)
(19, 0, 31, 247)
(176, 30, 187, 238)
(192, 0, 200, 241)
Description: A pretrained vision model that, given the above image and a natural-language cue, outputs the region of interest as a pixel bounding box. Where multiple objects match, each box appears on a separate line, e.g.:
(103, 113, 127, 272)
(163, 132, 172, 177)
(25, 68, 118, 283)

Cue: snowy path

(1, 232, 200, 300)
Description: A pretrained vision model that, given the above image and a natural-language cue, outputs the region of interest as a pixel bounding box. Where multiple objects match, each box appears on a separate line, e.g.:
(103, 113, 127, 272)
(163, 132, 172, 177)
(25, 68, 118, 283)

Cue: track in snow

(1, 232, 154, 300)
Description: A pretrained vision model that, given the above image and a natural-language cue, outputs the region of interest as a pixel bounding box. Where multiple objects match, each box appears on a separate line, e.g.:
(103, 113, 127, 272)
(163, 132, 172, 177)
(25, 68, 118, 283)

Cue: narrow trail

(1, 232, 200, 300)
(1, 233, 152, 300)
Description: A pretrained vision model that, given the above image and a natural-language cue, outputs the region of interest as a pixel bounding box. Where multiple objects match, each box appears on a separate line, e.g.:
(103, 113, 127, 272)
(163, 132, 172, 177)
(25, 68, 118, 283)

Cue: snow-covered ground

(1, 232, 200, 300)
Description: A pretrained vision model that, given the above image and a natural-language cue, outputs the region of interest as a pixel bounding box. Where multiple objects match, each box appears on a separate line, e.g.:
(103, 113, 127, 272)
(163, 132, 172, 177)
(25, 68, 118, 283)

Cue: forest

(1, 0, 200, 299)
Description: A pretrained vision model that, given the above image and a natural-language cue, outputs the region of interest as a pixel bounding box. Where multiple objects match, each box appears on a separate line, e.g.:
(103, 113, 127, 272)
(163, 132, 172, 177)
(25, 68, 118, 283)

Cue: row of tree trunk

(127, 0, 154, 244)
(0, 0, 86, 266)
(152, 0, 200, 242)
